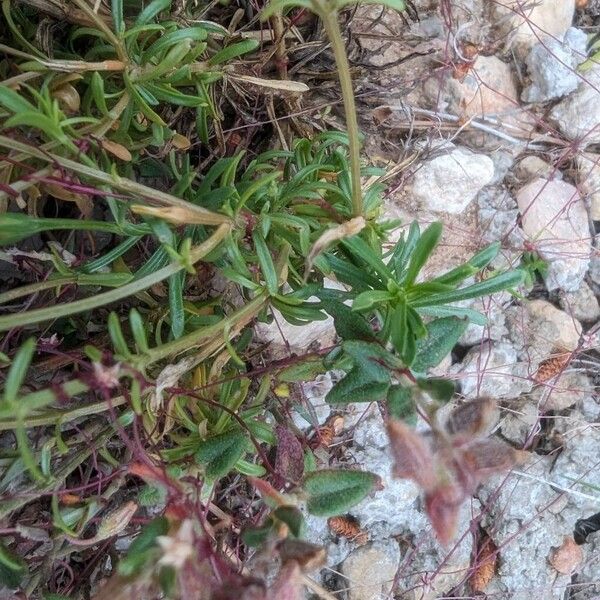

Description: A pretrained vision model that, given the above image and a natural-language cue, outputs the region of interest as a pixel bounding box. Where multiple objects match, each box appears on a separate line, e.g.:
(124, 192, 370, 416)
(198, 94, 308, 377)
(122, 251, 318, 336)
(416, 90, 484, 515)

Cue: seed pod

(535, 353, 570, 383)
(327, 515, 368, 545)
(470, 534, 497, 593)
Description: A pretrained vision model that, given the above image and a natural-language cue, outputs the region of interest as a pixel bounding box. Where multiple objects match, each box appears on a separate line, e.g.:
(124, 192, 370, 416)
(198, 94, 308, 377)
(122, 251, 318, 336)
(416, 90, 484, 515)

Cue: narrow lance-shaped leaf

(403, 222, 442, 286)
(412, 270, 526, 308)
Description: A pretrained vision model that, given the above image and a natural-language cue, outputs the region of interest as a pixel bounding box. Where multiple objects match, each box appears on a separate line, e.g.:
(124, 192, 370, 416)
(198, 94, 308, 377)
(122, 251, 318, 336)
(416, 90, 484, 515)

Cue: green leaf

(273, 505, 305, 538)
(389, 300, 408, 360)
(242, 522, 274, 547)
(321, 300, 374, 341)
(278, 358, 326, 382)
(327, 341, 394, 403)
(159, 565, 177, 597)
(0, 85, 36, 113)
(326, 368, 390, 404)
(195, 429, 248, 479)
(168, 271, 185, 338)
(391, 221, 420, 278)
(119, 517, 169, 576)
(129, 308, 150, 353)
(386, 385, 416, 425)
(303, 469, 381, 516)
(432, 243, 500, 286)
(111, 0, 124, 35)
(404, 222, 442, 285)
(352, 290, 394, 312)
(411, 317, 468, 373)
(142, 27, 208, 61)
(417, 304, 487, 325)
(3, 337, 35, 404)
(135, 0, 171, 25)
(209, 39, 259, 66)
(342, 236, 394, 282)
(416, 377, 456, 402)
(412, 270, 526, 308)
(5, 112, 66, 143)
(253, 230, 278, 294)
(108, 312, 131, 359)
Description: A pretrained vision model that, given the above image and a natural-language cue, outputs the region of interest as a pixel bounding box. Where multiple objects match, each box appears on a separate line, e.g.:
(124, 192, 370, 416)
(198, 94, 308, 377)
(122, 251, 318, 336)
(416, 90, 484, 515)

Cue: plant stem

(0, 136, 231, 226)
(0, 223, 231, 331)
(319, 8, 362, 216)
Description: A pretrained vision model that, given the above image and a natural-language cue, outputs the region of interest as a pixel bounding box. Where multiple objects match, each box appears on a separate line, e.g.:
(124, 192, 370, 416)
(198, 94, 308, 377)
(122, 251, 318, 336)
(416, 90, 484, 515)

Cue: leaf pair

(387, 398, 519, 545)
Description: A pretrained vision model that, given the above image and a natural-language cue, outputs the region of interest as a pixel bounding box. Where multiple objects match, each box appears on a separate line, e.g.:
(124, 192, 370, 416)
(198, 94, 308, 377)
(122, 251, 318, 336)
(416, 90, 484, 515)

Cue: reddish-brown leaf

(424, 483, 463, 547)
(387, 418, 436, 490)
(277, 539, 326, 570)
(459, 438, 519, 484)
(275, 425, 304, 485)
(267, 562, 303, 600)
(445, 397, 498, 441)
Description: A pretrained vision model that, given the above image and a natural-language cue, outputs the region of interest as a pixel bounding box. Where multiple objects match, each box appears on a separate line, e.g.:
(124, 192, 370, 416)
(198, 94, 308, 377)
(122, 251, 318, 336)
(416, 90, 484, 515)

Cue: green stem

(0, 223, 230, 331)
(319, 8, 362, 216)
(0, 136, 231, 226)
(146, 292, 267, 362)
(0, 397, 127, 431)
(0, 276, 76, 305)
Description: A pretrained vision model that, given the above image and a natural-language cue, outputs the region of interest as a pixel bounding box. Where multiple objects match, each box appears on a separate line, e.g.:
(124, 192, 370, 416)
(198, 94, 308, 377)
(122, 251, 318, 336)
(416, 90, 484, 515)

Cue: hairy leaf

(303, 469, 381, 516)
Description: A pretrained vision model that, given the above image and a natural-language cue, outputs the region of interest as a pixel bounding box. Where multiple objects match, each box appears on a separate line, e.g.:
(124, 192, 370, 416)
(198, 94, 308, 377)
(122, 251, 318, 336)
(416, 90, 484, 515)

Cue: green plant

(0, 0, 526, 597)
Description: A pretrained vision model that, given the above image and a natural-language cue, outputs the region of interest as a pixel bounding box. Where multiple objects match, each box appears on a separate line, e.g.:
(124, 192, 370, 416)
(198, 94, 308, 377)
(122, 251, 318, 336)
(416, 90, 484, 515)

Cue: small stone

(576, 152, 600, 221)
(550, 65, 600, 148)
(559, 281, 600, 322)
(425, 55, 520, 120)
(516, 178, 591, 291)
(526, 299, 583, 352)
(499, 402, 539, 446)
(410, 147, 494, 214)
(521, 29, 587, 103)
(492, 0, 576, 53)
(548, 537, 584, 574)
(456, 341, 531, 400)
(513, 156, 558, 182)
(532, 370, 592, 411)
(340, 540, 400, 600)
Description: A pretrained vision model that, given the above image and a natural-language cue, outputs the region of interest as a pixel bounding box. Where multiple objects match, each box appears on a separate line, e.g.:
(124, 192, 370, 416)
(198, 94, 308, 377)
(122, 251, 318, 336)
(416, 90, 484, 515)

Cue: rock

(550, 65, 600, 147)
(499, 401, 539, 446)
(478, 456, 568, 600)
(410, 147, 494, 214)
(425, 55, 520, 119)
(522, 28, 587, 103)
(532, 370, 592, 411)
(576, 152, 600, 221)
(525, 299, 583, 352)
(460, 292, 511, 346)
(491, 0, 575, 53)
(455, 341, 531, 399)
(340, 540, 400, 600)
(560, 281, 600, 322)
(476, 187, 522, 248)
(513, 156, 558, 182)
(516, 178, 591, 291)
(254, 280, 344, 358)
(548, 537, 584, 574)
